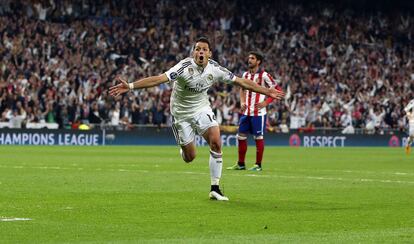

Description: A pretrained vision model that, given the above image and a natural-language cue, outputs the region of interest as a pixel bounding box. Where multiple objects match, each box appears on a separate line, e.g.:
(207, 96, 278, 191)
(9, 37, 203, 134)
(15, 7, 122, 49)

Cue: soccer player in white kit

(109, 37, 285, 201)
(404, 99, 414, 154)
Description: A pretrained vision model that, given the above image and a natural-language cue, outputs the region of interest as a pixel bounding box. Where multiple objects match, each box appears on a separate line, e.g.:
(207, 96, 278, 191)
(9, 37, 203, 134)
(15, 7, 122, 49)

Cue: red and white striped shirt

(242, 70, 279, 116)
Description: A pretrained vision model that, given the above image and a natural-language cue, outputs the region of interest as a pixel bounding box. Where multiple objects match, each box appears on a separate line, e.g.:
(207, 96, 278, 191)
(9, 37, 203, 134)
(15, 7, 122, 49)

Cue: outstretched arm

(109, 74, 169, 97)
(234, 77, 284, 100)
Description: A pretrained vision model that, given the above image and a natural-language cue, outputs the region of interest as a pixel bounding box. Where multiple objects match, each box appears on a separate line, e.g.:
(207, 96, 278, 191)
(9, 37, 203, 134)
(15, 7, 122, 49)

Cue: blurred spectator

(0, 0, 413, 134)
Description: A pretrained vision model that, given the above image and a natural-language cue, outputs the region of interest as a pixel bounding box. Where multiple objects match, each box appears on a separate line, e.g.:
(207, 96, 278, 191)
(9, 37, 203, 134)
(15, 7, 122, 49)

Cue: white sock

(209, 150, 223, 186)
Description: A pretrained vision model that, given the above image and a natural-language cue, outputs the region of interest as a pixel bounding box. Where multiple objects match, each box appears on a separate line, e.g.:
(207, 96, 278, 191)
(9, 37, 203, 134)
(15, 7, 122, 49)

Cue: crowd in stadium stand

(0, 0, 413, 134)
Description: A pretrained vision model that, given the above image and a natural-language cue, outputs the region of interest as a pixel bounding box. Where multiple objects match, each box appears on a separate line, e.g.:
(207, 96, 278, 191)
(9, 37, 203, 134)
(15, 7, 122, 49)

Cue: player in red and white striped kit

(227, 51, 282, 171)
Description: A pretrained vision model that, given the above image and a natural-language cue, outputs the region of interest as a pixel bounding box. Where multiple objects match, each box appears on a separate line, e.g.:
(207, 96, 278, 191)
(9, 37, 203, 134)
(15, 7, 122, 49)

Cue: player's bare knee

(210, 141, 222, 153)
(183, 157, 194, 163)
(237, 134, 247, 140)
(183, 156, 194, 163)
(254, 135, 264, 140)
(184, 151, 196, 163)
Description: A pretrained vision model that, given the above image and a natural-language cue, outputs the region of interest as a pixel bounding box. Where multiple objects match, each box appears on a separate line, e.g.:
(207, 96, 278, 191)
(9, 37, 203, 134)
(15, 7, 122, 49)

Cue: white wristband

(128, 83, 134, 90)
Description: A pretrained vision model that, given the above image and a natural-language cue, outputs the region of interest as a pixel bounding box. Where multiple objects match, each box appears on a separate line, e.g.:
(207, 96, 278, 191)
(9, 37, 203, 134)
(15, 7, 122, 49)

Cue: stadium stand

(0, 0, 413, 134)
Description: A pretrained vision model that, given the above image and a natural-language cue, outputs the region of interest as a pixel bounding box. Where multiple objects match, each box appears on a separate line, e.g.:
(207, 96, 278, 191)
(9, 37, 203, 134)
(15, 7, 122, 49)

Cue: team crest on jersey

(188, 68, 194, 75)
(207, 74, 213, 81)
(170, 72, 178, 80)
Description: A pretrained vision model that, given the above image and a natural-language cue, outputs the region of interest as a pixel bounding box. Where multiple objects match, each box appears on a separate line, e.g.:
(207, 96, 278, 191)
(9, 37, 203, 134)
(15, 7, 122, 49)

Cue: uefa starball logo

(289, 134, 301, 147)
(388, 135, 400, 147)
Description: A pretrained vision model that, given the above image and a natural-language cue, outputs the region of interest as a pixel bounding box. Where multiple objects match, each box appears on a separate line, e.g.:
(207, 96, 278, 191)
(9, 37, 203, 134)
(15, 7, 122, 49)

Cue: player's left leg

(249, 115, 266, 171)
(195, 108, 228, 200)
(203, 126, 223, 184)
(202, 126, 228, 200)
(251, 135, 264, 171)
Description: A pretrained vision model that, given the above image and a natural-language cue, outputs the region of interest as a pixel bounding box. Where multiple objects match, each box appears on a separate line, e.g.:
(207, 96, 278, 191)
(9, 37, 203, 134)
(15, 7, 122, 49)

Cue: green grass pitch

(0, 146, 413, 243)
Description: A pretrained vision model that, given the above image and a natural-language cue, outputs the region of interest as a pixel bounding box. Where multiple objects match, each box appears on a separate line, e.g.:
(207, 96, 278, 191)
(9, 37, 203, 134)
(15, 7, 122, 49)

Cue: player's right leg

(227, 115, 250, 170)
(180, 143, 196, 163)
(171, 116, 196, 162)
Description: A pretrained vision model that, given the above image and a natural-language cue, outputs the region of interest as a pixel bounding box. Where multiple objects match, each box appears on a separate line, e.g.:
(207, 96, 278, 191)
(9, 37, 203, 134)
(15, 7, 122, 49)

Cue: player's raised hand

(109, 76, 130, 97)
(268, 87, 285, 100)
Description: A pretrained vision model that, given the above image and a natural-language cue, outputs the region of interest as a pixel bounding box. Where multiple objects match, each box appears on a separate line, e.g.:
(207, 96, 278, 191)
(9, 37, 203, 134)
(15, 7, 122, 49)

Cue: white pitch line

(180, 171, 414, 185)
(4, 164, 412, 175)
(274, 168, 414, 176)
(32, 166, 71, 170)
(241, 173, 414, 185)
(3, 164, 413, 176)
(0, 218, 32, 222)
(1, 164, 413, 185)
(183, 171, 206, 175)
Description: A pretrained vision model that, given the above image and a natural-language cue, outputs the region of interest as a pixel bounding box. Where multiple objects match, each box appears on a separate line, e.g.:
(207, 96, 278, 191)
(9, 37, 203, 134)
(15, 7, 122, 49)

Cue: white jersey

(241, 70, 277, 116)
(165, 57, 236, 119)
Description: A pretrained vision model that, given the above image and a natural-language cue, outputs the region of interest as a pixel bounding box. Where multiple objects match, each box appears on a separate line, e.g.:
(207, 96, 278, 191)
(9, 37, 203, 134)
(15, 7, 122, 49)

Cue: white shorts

(171, 107, 218, 146)
(409, 126, 414, 137)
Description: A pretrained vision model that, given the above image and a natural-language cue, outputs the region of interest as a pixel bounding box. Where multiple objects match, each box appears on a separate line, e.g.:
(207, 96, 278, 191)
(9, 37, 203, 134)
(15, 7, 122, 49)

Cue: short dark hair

(249, 50, 264, 63)
(195, 36, 211, 50)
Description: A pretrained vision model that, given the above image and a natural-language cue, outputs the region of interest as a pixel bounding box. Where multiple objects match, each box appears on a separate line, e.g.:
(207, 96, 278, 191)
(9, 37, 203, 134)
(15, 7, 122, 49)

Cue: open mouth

(199, 56, 204, 61)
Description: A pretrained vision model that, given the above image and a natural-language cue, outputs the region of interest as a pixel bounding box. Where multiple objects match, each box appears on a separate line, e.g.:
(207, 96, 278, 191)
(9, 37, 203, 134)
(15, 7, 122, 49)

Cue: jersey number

(207, 114, 216, 122)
